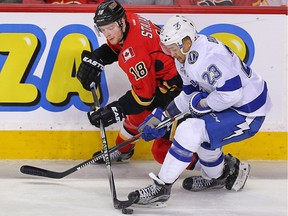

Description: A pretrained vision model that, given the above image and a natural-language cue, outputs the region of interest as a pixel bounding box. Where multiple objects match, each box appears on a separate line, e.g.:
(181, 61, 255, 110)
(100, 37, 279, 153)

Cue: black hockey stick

(20, 112, 189, 179)
(89, 81, 137, 210)
(20, 106, 188, 180)
(20, 107, 189, 179)
(20, 131, 142, 179)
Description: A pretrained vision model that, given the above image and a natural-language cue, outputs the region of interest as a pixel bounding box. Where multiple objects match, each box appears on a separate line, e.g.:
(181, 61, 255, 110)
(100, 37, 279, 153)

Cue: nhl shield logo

(188, 51, 199, 64)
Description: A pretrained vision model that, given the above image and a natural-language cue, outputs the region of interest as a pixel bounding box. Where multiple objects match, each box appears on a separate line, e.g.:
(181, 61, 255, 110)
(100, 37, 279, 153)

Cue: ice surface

(0, 160, 287, 216)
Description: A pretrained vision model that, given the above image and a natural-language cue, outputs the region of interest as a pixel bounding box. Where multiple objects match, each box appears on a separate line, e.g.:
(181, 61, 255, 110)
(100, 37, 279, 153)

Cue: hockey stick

(20, 106, 189, 180)
(89, 81, 136, 210)
(20, 131, 142, 179)
(20, 111, 188, 178)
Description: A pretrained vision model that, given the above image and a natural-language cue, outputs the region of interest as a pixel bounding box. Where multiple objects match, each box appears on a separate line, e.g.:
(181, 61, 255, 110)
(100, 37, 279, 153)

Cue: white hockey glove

(189, 92, 212, 117)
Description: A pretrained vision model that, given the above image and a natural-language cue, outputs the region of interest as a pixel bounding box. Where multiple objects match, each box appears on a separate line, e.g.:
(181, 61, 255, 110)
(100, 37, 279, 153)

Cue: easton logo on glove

(111, 106, 121, 122)
(87, 101, 126, 128)
(82, 56, 104, 70)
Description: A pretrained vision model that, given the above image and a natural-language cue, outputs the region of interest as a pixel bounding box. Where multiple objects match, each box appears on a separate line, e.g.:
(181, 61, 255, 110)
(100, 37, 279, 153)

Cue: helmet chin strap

(180, 48, 189, 55)
(178, 43, 189, 56)
(179, 39, 193, 55)
(118, 19, 129, 44)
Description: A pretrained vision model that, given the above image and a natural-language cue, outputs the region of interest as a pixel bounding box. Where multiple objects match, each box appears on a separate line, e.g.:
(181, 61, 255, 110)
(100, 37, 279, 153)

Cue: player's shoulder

(126, 13, 143, 38)
(126, 12, 138, 22)
(126, 12, 144, 29)
(125, 13, 158, 48)
(186, 35, 208, 64)
(193, 34, 227, 59)
(126, 12, 151, 23)
(194, 34, 216, 49)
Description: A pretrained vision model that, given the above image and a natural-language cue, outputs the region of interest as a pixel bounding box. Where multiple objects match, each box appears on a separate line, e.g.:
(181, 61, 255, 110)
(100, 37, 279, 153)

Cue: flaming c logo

(199, 24, 255, 66)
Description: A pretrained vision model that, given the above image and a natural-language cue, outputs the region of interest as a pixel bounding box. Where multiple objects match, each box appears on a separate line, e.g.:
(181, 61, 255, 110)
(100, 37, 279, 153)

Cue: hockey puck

(122, 208, 134, 214)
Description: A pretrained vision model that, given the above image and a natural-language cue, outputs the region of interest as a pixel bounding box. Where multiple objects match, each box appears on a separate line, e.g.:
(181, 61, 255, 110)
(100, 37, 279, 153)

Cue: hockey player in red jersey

(76, 0, 184, 163)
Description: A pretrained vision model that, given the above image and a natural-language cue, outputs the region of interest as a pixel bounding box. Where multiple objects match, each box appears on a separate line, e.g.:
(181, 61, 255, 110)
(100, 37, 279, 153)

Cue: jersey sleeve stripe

(235, 82, 268, 113)
(216, 75, 242, 92)
(131, 89, 154, 106)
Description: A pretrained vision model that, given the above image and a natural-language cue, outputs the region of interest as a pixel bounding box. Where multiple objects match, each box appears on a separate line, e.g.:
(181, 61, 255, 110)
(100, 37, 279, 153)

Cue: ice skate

(182, 154, 251, 192)
(182, 167, 228, 191)
(225, 153, 251, 191)
(128, 173, 172, 207)
(92, 146, 134, 164)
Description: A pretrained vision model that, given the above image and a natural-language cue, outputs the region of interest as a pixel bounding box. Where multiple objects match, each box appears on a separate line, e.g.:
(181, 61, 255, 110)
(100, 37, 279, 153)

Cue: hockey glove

(77, 50, 104, 91)
(138, 108, 168, 142)
(188, 91, 212, 117)
(87, 101, 125, 128)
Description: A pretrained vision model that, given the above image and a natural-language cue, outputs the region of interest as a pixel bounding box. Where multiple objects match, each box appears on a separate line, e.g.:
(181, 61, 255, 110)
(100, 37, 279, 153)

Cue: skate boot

(182, 154, 251, 192)
(225, 153, 251, 191)
(182, 165, 229, 192)
(128, 173, 172, 207)
(92, 146, 134, 164)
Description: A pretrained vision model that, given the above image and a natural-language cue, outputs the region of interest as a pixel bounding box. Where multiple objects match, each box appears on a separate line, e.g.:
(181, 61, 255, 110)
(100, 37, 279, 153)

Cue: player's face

(165, 44, 186, 63)
(99, 22, 123, 45)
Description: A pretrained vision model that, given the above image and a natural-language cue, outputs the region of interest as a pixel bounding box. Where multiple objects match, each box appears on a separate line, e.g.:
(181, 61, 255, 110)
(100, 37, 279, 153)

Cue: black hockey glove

(77, 50, 104, 91)
(87, 101, 126, 128)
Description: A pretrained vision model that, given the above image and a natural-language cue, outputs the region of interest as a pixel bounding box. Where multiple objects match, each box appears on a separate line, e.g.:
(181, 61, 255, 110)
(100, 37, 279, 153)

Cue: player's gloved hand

(138, 108, 168, 141)
(77, 50, 104, 91)
(189, 91, 212, 117)
(87, 101, 125, 128)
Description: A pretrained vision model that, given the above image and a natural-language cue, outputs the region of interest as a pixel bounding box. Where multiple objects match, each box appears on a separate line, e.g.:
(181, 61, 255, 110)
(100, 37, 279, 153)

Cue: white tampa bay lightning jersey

(175, 34, 272, 117)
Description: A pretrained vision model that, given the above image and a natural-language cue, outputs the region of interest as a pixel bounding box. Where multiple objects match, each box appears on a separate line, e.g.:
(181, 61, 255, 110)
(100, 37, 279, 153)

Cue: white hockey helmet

(160, 15, 197, 53)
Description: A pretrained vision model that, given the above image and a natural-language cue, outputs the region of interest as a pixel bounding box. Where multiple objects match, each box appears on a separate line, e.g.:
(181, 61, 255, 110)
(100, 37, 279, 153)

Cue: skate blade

(132, 202, 167, 208)
(232, 162, 251, 192)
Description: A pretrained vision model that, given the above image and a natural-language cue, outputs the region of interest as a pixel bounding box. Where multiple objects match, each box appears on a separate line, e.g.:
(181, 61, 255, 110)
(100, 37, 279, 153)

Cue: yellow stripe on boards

(0, 131, 286, 160)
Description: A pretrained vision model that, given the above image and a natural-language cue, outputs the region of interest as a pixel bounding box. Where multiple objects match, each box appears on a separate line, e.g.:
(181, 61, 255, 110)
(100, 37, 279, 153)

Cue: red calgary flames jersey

(108, 13, 179, 106)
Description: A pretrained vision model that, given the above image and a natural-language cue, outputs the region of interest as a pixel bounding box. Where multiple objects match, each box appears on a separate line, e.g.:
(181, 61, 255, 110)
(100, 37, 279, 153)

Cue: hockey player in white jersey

(128, 15, 272, 206)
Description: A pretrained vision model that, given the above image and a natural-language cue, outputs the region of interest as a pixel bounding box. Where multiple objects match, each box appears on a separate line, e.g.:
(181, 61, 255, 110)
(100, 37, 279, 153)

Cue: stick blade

(20, 165, 62, 179)
(113, 196, 138, 209)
